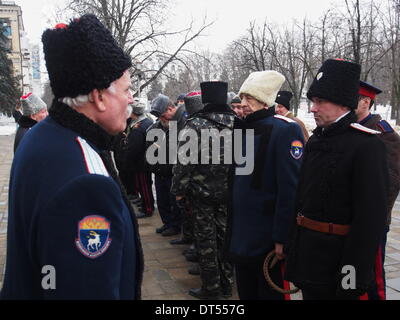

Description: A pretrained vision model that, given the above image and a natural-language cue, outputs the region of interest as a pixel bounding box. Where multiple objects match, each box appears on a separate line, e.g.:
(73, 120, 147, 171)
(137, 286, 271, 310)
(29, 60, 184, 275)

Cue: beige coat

(285, 111, 310, 142)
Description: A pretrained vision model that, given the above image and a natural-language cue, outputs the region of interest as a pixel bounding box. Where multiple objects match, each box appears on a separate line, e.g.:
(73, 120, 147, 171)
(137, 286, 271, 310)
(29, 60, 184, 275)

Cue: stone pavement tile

(168, 267, 198, 281)
(387, 253, 400, 261)
(151, 294, 193, 300)
(385, 256, 399, 266)
(387, 292, 400, 300)
(147, 240, 181, 251)
(143, 282, 166, 297)
(387, 271, 400, 280)
(142, 249, 157, 261)
(162, 256, 193, 269)
(154, 248, 188, 261)
(386, 287, 398, 295)
(139, 226, 159, 235)
(386, 265, 400, 273)
(159, 280, 184, 295)
(174, 278, 202, 292)
(389, 244, 400, 251)
(152, 269, 173, 282)
(145, 260, 163, 268)
(387, 277, 400, 291)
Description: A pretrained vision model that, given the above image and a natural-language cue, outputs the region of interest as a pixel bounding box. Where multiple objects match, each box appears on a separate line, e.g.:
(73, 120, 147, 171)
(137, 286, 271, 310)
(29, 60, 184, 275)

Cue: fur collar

(49, 100, 115, 150)
(313, 111, 357, 137)
(245, 107, 275, 123)
(18, 115, 37, 128)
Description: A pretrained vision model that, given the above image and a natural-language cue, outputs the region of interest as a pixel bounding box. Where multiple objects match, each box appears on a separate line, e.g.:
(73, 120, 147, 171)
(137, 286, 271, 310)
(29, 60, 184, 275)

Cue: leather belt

(297, 214, 350, 236)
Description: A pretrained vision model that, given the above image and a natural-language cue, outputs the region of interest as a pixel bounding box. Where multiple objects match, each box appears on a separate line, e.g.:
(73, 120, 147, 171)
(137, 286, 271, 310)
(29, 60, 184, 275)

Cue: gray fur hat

(150, 94, 171, 117)
(227, 92, 236, 105)
(21, 93, 47, 116)
(131, 98, 147, 115)
(184, 92, 203, 116)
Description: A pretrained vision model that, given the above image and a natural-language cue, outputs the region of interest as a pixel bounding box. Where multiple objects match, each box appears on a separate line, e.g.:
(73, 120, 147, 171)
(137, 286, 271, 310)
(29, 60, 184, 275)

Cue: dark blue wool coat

(1, 102, 144, 300)
(225, 108, 305, 263)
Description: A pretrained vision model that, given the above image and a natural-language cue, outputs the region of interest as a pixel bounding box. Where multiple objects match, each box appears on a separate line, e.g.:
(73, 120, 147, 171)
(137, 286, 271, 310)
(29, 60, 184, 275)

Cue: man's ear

(92, 89, 106, 112)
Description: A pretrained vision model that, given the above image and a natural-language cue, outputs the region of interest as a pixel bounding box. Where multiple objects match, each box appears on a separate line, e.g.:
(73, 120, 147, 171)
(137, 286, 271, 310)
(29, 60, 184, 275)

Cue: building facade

(0, 1, 29, 93)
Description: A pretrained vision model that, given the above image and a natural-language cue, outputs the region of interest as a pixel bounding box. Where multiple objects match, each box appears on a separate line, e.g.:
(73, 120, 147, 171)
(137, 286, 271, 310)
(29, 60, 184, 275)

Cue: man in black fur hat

(275, 91, 309, 142)
(1, 14, 144, 300)
(171, 82, 235, 300)
(285, 59, 389, 300)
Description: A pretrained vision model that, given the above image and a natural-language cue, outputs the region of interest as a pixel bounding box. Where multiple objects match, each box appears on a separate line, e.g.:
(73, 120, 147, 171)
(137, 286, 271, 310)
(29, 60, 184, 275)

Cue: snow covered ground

(0, 115, 16, 136)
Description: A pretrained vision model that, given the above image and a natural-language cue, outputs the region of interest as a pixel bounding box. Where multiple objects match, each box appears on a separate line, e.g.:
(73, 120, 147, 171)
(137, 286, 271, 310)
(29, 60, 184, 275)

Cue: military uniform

(2, 14, 144, 300)
(285, 112, 389, 299)
(1, 103, 144, 299)
(114, 115, 155, 215)
(146, 105, 187, 234)
(285, 59, 389, 300)
(224, 108, 304, 300)
(356, 81, 400, 300)
(171, 83, 235, 299)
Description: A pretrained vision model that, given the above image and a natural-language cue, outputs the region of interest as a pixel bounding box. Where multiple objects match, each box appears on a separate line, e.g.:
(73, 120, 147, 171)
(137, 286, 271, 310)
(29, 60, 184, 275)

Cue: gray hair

(60, 82, 117, 108)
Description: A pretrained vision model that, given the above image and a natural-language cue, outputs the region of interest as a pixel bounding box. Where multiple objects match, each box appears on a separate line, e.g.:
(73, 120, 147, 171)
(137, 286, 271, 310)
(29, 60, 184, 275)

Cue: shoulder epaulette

(76, 137, 110, 177)
(376, 120, 394, 133)
(350, 123, 381, 135)
(274, 115, 296, 123)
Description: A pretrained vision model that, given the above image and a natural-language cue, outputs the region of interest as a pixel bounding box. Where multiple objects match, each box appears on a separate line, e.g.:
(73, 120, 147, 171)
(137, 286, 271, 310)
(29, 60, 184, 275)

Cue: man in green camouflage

(171, 82, 236, 300)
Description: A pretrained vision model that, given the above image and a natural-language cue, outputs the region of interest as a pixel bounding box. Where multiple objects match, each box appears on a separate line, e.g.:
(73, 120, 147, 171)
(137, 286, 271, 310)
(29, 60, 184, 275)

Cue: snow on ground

(0, 115, 16, 136)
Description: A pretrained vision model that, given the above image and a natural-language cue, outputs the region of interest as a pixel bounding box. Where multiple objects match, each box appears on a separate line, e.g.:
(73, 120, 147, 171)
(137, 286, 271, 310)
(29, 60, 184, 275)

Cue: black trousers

(235, 258, 290, 300)
(134, 172, 155, 215)
(155, 175, 182, 230)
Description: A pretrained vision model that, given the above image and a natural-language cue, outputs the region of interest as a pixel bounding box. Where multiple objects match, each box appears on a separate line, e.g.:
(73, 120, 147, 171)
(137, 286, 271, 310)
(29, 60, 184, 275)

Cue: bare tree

(381, 0, 400, 122)
(63, 0, 214, 95)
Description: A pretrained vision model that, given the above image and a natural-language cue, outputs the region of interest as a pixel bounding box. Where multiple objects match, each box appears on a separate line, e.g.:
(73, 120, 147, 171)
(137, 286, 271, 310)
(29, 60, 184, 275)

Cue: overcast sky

(15, 0, 341, 52)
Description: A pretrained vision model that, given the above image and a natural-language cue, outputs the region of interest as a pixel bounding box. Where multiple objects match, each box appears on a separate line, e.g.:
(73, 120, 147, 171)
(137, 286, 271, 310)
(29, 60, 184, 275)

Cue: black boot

(182, 244, 196, 256)
(185, 253, 199, 263)
(189, 288, 221, 300)
(188, 264, 201, 276)
(170, 238, 192, 245)
(156, 225, 168, 234)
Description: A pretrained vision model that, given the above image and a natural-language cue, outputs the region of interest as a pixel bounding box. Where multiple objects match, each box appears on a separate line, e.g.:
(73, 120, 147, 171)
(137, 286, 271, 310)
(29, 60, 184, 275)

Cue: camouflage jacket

(171, 104, 236, 203)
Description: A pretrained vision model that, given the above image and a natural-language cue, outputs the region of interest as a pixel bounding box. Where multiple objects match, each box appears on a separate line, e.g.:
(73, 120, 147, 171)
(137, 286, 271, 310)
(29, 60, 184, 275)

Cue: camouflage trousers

(191, 197, 234, 293)
(177, 198, 195, 243)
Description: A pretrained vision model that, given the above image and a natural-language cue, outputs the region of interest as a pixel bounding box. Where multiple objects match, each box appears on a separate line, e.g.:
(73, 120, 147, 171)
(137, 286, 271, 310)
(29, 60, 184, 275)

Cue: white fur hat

(239, 71, 286, 107)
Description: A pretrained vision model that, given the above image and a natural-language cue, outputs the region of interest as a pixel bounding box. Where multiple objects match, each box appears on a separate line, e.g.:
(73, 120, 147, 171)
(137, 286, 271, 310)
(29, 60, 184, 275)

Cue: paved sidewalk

(1, 133, 400, 300)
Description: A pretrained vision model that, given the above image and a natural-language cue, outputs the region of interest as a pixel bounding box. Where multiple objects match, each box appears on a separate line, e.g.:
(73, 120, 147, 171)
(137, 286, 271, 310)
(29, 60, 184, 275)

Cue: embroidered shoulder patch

(76, 137, 110, 177)
(377, 120, 394, 133)
(290, 140, 304, 160)
(75, 216, 112, 259)
(350, 123, 381, 135)
(274, 115, 296, 123)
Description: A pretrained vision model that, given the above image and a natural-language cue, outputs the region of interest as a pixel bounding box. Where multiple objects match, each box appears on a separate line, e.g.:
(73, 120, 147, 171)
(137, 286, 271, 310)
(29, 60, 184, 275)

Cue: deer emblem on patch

(75, 216, 112, 259)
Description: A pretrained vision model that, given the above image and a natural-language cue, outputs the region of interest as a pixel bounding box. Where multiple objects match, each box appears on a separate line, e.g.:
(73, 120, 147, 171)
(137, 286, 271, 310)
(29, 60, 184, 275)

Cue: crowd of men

(1, 13, 400, 301)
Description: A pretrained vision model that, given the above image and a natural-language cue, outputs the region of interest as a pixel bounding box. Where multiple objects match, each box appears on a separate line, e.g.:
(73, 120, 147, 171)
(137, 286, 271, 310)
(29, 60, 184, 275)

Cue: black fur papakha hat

(42, 14, 132, 99)
(276, 91, 293, 110)
(201, 82, 228, 105)
(307, 59, 361, 109)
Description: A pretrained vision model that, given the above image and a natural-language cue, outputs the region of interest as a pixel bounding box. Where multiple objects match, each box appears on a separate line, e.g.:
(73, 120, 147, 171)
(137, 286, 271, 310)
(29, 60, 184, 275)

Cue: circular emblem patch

(75, 216, 112, 259)
(317, 72, 324, 81)
(290, 140, 304, 160)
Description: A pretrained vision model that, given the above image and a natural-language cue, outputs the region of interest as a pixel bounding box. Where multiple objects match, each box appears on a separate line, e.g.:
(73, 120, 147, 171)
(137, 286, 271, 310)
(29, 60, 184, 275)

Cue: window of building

(0, 18, 12, 37)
